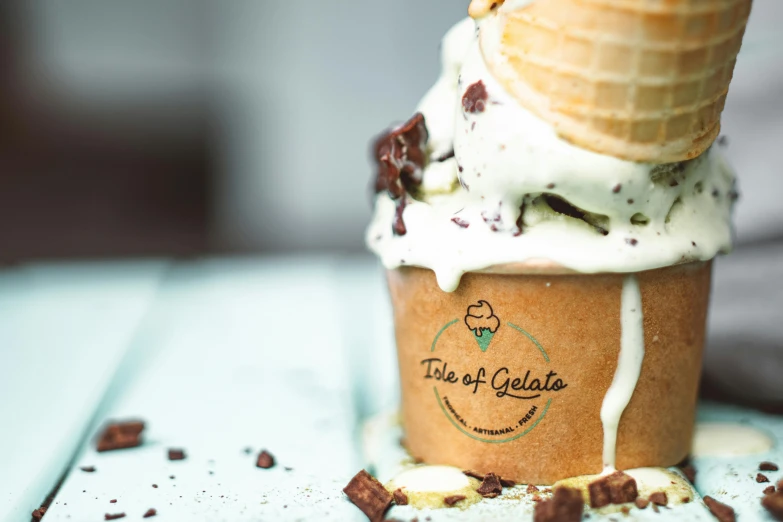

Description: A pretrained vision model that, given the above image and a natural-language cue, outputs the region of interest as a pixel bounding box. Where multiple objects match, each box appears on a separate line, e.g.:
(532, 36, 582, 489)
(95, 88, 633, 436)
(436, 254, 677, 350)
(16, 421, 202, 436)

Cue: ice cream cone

(388, 262, 712, 485)
(476, 0, 752, 163)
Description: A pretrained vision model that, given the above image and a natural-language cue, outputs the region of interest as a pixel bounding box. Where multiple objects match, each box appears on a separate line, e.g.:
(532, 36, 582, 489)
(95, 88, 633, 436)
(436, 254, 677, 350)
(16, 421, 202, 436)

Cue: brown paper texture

(388, 262, 712, 485)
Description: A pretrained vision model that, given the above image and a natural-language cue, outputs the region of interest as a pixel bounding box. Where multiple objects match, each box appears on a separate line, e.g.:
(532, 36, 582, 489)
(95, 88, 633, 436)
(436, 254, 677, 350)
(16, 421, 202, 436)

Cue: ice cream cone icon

(465, 300, 500, 352)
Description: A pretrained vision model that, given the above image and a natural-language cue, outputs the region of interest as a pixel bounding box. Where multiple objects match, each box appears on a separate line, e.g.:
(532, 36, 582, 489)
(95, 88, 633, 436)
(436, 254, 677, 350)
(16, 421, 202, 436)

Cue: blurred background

(0, 1, 781, 398)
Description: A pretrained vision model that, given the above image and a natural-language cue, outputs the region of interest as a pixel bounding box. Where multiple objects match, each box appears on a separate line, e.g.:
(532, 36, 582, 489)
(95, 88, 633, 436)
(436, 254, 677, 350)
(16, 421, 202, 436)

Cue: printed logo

(422, 301, 568, 443)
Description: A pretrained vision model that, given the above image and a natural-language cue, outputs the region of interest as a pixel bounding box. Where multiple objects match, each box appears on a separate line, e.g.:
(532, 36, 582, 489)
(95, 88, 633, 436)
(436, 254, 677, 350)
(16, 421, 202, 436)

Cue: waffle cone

(477, 0, 752, 163)
(388, 262, 711, 484)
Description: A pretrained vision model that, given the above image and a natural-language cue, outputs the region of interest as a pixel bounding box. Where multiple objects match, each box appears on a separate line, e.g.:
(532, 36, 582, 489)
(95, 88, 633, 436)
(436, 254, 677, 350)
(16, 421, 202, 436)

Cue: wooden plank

(42, 258, 365, 521)
(0, 261, 168, 522)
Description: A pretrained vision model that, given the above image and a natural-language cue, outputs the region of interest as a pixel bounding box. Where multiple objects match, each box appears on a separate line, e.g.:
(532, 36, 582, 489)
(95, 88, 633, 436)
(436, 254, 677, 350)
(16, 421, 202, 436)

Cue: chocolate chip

(435, 149, 455, 162)
(477, 473, 503, 498)
(143, 509, 157, 518)
(104, 514, 126, 521)
(444, 495, 466, 506)
(588, 471, 638, 508)
(534, 487, 584, 522)
(256, 450, 275, 469)
(343, 470, 392, 522)
(451, 217, 470, 229)
(649, 492, 668, 506)
(373, 113, 428, 199)
(393, 488, 408, 506)
(704, 496, 735, 522)
(32, 507, 47, 521)
(613, 184, 622, 194)
(763, 492, 783, 521)
(717, 135, 729, 146)
(500, 477, 516, 488)
(168, 449, 186, 461)
(626, 238, 639, 246)
(765, 486, 777, 495)
(96, 421, 144, 452)
(759, 473, 771, 483)
(635, 497, 649, 509)
(761, 462, 780, 472)
(80, 466, 96, 473)
(680, 465, 696, 483)
(462, 81, 488, 113)
(392, 198, 407, 236)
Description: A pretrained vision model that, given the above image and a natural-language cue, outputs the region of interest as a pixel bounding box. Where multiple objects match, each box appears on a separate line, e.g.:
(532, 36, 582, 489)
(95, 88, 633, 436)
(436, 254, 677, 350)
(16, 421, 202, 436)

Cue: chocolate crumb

(670, 179, 680, 187)
(451, 217, 470, 229)
(32, 507, 46, 521)
(436, 150, 455, 162)
(765, 486, 776, 495)
(712, 189, 720, 198)
(626, 238, 639, 246)
(343, 470, 392, 522)
(255, 450, 275, 469)
(243, 447, 252, 454)
(763, 491, 783, 520)
(96, 421, 145, 452)
(649, 492, 668, 506)
(152, 484, 158, 489)
(169, 476, 175, 480)
(104, 514, 126, 521)
(393, 489, 408, 506)
(692, 241, 697, 247)
(168, 449, 186, 461)
(704, 496, 736, 522)
(477, 473, 503, 498)
(683, 497, 691, 503)
(761, 462, 780, 472)
(143, 509, 157, 518)
(80, 466, 96, 473)
(546, 183, 556, 190)
(499, 477, 516, 488)
(621, 506, 630, 514)
(759, 473, 771, 483)
(532, 494, 542, 502)
(444, 495, 466, 506)
(462, 81, 488, 113)
(613, 184, 622, 194)
(718, 135, 729, 147)
(628, 199, 635, 204)
(534, 487, 584, 522)
(635, 498, 649, 509)
(588, 471, 638, 508)
(527, 484, 540, 494)
(110, 500, 117, 504)
(680, 465, 697, 483)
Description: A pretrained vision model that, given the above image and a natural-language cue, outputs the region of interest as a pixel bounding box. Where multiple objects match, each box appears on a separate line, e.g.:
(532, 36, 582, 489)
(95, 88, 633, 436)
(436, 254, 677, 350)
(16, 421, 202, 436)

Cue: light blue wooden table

(1, 254, 781, 521)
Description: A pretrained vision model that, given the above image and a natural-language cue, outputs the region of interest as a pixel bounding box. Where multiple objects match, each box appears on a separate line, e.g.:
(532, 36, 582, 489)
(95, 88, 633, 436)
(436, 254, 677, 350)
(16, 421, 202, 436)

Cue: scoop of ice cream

(465, 300, 500, 337)
(367, 15, 737, 292)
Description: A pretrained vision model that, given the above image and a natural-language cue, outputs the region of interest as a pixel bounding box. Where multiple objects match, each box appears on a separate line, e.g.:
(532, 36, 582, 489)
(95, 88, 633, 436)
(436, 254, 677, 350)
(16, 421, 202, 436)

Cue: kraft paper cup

(387, 262, 712, 485)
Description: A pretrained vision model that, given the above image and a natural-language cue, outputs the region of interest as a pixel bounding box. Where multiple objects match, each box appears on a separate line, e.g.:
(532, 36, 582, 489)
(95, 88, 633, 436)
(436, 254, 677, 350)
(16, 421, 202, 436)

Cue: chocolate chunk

(462, 81, 488, 113)
(765, 486, 776, 495)
(542, 194, 607, 235)
(256, 450, 275, 469)
(649, 492, 668, 506)
(96, 421, 144, 452)
(168, 449, 186, 461)
(499, 477, 516, 488)
(143, 508, 157, 518)
(444, 495, 466, 506)
(759, 473, 771, 483)
(373, 113, 428, 199)
(762, 462, 780, 472)
(764, 492, 783, 521)
(392, 198, 407, 236)
(343, 470, 393, 522)
(703, 496, 735, 522)
(104, 514, 126, 521)
(588, 471, 638, 507)
(534, 487, 584, 522)
(527, 484, 540, 494)
(680, 465, 697, 483)
(32, 507, 46, 521)
(393, 489, 408, 506)
(635, 497, 649, 509)
(451, 217, 470, 229)
(477, 473, 503, 498)
(80, 466, 96, 473)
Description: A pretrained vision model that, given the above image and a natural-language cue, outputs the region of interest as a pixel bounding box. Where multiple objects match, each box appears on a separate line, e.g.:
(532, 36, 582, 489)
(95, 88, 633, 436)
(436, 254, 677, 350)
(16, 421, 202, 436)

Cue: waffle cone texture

(475, 0, 752, 163)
